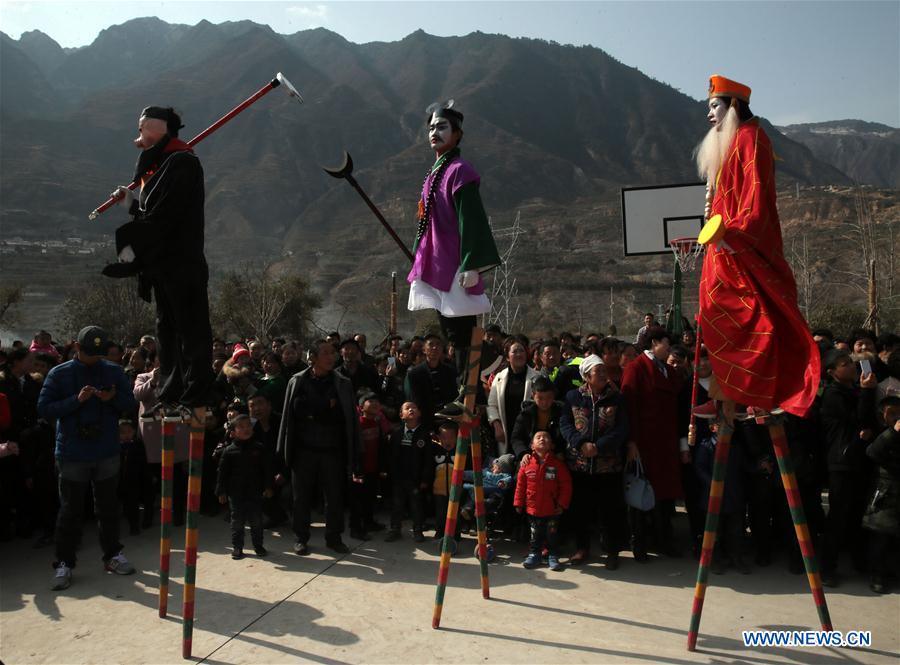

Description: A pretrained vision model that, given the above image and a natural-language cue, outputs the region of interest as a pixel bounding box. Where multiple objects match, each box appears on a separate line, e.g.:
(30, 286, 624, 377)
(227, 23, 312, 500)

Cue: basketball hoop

(669, 237, 704, 272)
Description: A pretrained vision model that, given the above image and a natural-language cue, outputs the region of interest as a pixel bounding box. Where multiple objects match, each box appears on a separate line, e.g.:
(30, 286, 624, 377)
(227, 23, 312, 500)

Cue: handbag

(623, 459, 655, 511)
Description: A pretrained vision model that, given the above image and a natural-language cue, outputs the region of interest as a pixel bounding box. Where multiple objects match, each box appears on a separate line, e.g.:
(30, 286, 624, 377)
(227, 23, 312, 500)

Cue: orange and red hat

(708, 75, 751, 103)
(231, 344, 250, 363)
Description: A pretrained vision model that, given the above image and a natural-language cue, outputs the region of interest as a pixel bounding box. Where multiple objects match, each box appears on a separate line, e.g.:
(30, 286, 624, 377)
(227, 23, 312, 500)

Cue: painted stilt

(768, 417, 832, 631)
(687, 417, 733, 651)
(469, 418, 490, 599)
(432, 327, 488, 628)
(182, 408, 205, 659)
(432, 422, 471, 629)
(158, 412, 179, 618)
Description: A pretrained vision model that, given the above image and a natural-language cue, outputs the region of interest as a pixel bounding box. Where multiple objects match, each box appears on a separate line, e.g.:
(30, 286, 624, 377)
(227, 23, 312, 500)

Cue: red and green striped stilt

(182, 408, 205, 659)
(468, 418, 490, 599)
(432, 326, 489, 628)
(687, 419, 733, 651)
(158, 413, 179, 618)
(768, 418, 832, 631)
(432, 422, 472, 629)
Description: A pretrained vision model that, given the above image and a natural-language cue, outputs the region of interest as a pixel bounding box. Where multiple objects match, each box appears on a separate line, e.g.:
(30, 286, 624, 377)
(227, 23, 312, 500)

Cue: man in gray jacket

(277, 339, 361, 555)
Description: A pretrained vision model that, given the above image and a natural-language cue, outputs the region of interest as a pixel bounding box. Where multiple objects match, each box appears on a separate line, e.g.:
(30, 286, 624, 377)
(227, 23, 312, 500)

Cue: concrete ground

(1, 514, 898, 665)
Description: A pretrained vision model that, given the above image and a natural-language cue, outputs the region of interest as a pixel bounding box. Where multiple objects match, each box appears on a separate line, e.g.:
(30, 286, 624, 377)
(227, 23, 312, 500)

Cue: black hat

(77, 326, 110, 356)
(484, 323, 503, 334)
(140, 106, 184, 135)
(426, 100, 464, 130)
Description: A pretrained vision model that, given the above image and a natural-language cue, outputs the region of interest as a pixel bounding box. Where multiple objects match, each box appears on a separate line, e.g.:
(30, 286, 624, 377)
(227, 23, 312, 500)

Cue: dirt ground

(1, 513, 898, 665)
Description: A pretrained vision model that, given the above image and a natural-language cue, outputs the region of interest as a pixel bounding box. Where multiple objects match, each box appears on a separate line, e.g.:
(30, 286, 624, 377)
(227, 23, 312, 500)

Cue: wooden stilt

(182, 408, 205, 659)
(687, 413, 733, 651)
(768, 418, 832, 631)
(432, 326, 488, 628)
(158, 413, 179, 618)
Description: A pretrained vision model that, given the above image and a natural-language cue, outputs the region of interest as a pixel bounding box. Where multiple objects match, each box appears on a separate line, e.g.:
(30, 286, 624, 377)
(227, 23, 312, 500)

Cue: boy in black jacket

(386, 402, 431, 542)
(216, 413, 274, 559)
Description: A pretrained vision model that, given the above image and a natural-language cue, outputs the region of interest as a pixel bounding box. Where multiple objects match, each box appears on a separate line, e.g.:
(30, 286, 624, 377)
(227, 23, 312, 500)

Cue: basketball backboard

(621, 183, 706, 256)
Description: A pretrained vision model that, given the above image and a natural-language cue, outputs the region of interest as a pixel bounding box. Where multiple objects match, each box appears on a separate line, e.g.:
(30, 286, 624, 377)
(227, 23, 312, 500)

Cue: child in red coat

(514, 431, 573, 570)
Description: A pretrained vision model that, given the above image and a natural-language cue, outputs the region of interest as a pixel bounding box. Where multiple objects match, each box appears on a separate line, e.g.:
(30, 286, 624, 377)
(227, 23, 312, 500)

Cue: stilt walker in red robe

(686, 75, 832, 651)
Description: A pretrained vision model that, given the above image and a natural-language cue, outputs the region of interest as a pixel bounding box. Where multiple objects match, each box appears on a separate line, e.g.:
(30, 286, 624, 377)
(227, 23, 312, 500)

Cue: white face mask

(707, 97, 729, 128)
(428, 114, 456, 154)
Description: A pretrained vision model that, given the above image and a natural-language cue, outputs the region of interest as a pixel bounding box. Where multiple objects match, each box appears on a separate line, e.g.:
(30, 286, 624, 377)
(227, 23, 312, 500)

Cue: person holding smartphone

(37, 326, 139, 591)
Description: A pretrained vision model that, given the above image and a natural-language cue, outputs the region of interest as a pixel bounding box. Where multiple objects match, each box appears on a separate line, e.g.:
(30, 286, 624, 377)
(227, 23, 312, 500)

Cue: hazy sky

(1, 0, 898, 126)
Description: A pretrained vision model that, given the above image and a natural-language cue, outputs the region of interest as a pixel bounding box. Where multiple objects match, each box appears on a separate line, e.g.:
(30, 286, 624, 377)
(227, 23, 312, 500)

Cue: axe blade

(323, 151, 353, 179)
(276, 72, 304, 103)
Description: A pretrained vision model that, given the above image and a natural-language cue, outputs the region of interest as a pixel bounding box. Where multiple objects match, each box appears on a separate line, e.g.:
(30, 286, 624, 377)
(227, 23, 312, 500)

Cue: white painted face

(707, 97, 729, 128)
(135, 116, 167, 149)
(428, 114, 457, 155)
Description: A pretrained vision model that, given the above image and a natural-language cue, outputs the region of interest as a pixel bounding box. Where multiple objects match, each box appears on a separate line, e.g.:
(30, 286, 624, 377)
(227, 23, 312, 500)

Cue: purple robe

(407, 159, 486, 295)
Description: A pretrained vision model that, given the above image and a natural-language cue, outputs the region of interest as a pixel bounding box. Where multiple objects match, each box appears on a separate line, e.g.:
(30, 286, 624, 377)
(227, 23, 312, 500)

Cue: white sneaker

(104, 552, 135, 575)
(52, 562, 72, 590)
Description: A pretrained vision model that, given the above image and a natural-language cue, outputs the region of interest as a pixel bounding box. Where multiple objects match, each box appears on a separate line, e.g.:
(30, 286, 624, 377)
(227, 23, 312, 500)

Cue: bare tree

(788, 233, 815, 320)
(211, 263, 320, 342)
(58, 280, 155, 343)
(0, 285, 24, 327)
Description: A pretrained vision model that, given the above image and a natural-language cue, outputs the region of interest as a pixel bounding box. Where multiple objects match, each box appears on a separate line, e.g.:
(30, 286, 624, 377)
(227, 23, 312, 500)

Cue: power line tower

(483, 212, 525, 332)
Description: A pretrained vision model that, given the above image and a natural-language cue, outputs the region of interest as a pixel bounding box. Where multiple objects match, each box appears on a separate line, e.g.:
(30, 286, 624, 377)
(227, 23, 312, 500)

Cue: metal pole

(390, 272, 398, 335)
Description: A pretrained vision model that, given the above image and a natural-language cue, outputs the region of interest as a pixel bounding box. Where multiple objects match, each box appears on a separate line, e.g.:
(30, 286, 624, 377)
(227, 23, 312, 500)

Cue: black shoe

(632, 548, 649, 563)
(606, 552, 620, 571)
(870, 576, 887, 594)
(350, 529, 369, 541)
(326, 539, 350, 554)
(254, 546, 268, 557)
(232, 548, 244, 560)
(435, 401, 465, 418)
(712, 556, 728, 575)
(820, 571, 839, 588)
(413, 531, 426, 543)
(385, 530, 401, 542)
(102, 261, 142, 278)
(293, 541, 309, 556)
(32, 532, 54, 549)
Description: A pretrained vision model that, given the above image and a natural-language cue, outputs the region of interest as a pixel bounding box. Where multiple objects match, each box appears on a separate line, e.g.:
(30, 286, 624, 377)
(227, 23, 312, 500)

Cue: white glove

(118, 245, 136, 263)
(458, 270, 479, 289)
(111, 185, 134, 208)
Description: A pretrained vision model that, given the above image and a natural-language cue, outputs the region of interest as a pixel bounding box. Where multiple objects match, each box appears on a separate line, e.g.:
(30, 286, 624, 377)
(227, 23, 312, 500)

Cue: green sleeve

(454, 182, 502, 273)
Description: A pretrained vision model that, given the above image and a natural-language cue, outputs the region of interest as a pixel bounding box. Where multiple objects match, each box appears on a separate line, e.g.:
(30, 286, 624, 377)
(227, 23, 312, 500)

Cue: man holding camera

(37, 326, 138, 590)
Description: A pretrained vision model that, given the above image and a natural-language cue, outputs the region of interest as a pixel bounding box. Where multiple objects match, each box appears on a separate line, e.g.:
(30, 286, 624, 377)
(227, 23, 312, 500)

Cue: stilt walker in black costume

(102, 106, 214, 411)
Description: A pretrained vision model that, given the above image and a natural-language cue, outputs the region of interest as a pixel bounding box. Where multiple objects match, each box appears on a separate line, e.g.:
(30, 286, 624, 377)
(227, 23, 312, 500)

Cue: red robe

(621, 353, 683, 501)
(699, 120, 820, 417)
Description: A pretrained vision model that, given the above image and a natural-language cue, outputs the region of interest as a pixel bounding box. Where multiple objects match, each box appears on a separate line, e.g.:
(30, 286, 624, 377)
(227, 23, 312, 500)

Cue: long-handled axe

(323, 151, 414, 263)
(89, 72, 303, 220)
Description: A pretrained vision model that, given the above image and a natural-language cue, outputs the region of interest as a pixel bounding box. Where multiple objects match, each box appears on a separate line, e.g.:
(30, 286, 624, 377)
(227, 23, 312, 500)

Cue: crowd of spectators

(0, 319, 897, 594)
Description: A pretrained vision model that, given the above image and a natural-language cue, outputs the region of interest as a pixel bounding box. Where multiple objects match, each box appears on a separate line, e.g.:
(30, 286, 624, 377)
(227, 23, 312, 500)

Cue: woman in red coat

(621, 326, 684, 560)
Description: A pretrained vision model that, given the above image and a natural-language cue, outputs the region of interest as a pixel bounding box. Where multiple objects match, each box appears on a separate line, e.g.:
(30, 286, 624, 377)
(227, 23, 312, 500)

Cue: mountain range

(1, 19, 896, 336)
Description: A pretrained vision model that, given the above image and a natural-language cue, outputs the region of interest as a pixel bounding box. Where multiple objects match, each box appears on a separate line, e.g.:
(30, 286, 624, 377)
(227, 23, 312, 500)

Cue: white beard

(693, 106, 740, 184)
